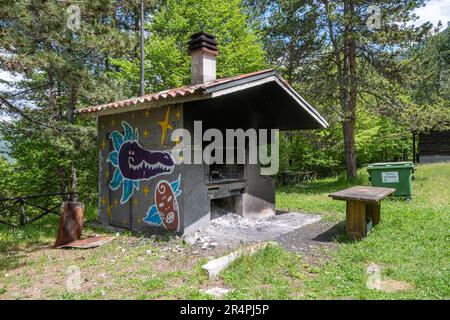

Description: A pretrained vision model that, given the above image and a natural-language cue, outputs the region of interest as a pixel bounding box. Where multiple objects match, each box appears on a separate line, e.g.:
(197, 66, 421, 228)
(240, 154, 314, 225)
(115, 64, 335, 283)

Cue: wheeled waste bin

(367, 162, 415, 199)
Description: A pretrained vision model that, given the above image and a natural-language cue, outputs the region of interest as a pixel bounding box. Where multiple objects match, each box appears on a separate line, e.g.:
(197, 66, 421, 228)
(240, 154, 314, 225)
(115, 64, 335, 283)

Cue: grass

(0, 225, 214, 299)
(224, 163, 450, 299)
(0, 163, 449, 299)
(221, 245, 312, 299)
(0, 204, 215, 299)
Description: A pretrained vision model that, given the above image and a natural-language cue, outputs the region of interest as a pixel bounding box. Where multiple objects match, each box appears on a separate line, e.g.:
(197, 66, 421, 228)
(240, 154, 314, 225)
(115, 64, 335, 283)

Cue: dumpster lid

(367, 162, 414, 170)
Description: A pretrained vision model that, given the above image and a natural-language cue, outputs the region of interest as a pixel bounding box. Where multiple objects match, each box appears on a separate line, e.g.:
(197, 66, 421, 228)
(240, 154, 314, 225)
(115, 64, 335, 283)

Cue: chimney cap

(189, 31, 217, 40)
(188, 31, 218, 54)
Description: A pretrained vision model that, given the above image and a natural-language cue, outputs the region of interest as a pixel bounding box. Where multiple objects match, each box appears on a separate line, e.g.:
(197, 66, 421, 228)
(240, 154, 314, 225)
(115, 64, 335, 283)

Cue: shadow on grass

(0, 215, 57, 272)
(313, 221, 359, 245)
(0, 205, 102, 272)
(0, 253, 25, 272)
(311, 221, 346, 242)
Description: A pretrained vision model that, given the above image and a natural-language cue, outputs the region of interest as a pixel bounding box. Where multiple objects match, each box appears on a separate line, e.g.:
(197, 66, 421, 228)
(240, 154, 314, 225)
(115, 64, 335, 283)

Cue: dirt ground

(0, 213, 343, 299)
(275, 220, 343, 264)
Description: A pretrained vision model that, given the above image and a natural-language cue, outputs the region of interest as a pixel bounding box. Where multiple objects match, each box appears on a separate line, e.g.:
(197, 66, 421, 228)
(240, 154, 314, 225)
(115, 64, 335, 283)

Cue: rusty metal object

(54, 201, 84, 247)
(56, 236, 114, 249)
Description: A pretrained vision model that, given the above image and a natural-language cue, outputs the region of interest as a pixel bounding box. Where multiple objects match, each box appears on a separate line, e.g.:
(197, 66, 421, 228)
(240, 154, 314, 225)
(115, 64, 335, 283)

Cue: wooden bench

(329, 186, 395, 239)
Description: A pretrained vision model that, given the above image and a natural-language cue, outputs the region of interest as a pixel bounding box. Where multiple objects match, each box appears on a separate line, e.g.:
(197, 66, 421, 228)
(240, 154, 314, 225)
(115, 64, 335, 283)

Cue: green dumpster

(367, 162, 415, 199)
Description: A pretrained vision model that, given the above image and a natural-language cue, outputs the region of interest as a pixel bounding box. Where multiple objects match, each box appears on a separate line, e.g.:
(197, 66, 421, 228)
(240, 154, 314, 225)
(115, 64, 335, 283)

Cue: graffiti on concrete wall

(158, 106, 173, 146)
(107, 121, 175, 204)
(143, 175, 181, 232)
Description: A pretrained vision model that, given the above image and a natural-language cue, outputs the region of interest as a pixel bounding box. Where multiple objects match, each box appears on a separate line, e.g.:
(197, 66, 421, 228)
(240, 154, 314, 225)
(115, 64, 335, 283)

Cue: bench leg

(366, 203, 381, 225)
(346, 200, 366, 239)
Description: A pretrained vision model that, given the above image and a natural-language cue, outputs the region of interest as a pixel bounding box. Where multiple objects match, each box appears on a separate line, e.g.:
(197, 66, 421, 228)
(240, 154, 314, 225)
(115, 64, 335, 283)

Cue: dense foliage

(111, 0, 266, 93)
(0, 0, 142, 202)
(0, 0, 448, 202)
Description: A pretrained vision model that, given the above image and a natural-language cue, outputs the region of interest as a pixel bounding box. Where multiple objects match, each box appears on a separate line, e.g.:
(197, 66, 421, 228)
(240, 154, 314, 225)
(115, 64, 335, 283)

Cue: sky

(0, 70, 23, 122)
(412, 0, 450, 27)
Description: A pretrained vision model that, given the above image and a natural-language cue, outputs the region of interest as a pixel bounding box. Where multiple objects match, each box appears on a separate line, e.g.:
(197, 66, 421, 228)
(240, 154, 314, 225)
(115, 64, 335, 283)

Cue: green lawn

(226, 163, 450, 299)
(0, 163, 449, 299)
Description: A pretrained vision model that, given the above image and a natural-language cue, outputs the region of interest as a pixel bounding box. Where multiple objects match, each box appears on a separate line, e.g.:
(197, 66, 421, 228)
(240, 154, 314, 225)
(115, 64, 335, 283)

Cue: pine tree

(0, 0, 151, 199)
(250, 0, 434, 179)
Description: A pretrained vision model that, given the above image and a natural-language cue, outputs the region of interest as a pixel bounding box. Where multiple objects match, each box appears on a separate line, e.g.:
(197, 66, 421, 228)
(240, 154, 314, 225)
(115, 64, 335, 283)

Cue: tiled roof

(75, 69, 275, 115)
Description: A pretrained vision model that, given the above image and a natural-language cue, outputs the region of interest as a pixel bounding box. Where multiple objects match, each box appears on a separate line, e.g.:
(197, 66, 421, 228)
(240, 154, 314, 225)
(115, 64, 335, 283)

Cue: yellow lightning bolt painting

(106, 205, 112, 221)
(158, 106, 173, 146)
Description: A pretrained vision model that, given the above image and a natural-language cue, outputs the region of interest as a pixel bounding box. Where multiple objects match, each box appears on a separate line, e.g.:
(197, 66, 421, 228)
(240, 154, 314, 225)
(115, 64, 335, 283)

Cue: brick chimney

(188, 32, 219, 85)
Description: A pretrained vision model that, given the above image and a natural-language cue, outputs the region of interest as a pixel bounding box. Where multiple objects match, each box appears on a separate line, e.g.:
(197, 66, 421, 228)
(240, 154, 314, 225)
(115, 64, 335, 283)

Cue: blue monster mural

(107, 121, 175, 204)
(143, 175, 182, 231)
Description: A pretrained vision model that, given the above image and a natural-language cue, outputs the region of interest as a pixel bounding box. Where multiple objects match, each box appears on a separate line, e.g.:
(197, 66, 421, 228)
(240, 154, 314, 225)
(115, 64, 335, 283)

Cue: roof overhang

(75, 69, 328, 129)
(203, 70, 328, 129)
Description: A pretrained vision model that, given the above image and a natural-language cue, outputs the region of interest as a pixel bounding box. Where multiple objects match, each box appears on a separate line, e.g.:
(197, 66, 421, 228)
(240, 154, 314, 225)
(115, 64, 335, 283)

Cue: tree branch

(0, 95, 60, 133)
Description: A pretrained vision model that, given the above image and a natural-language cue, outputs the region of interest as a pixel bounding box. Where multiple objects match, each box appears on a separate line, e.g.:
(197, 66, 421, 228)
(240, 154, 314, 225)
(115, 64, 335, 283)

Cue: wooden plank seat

(329, 186, 395, 239)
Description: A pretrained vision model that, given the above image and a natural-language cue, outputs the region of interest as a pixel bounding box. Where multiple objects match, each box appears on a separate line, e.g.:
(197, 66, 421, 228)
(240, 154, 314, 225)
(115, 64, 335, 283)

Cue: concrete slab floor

(184, 211, 321, 252)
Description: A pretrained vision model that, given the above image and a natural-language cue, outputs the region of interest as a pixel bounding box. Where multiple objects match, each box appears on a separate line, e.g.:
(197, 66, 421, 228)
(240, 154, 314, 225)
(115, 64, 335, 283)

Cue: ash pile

(184, 211, 321, 251)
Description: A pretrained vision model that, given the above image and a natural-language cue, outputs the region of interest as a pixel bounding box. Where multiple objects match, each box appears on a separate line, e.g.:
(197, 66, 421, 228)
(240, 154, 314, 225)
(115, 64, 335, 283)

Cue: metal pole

(140, 0, 145, 96)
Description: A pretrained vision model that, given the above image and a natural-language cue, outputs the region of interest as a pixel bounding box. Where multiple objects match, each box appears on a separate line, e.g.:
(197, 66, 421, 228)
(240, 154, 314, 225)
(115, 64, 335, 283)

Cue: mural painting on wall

(158, 106, 173, 146)
(143, 175, 182, 232)
(107, 121, 175, 204)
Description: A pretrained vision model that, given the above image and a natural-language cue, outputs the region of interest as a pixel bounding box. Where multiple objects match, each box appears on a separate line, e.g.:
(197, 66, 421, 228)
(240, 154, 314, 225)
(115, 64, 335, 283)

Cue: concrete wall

(96, 101, 278, 236)
(97, 104, 186, 234)
(243, 164, 276, 218)
(419, 155, 450, 163)
(179, 163, 211, 234)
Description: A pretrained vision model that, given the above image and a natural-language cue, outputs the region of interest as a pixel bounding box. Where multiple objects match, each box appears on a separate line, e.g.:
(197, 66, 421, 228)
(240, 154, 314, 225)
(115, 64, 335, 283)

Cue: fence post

(18, 199, 26, 226)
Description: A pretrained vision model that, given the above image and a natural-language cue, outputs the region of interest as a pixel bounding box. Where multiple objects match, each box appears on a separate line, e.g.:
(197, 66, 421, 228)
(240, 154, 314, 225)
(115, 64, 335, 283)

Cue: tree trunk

(71, 165, 79, 202)
(47, 68, 58, 120)
(341, 0, 358, 180)
(343, 116, 357, 179)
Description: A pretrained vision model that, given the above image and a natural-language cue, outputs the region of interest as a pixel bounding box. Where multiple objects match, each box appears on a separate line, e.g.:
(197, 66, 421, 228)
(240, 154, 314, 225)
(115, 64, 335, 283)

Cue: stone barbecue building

(76, 32, 328, 235)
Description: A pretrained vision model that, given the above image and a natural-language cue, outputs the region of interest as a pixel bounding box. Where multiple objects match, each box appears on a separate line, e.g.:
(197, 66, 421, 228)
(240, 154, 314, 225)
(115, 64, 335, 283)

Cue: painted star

(158, 107, 173, 146)
(100, 139, 107, 150)
(143, 186, 150, 197)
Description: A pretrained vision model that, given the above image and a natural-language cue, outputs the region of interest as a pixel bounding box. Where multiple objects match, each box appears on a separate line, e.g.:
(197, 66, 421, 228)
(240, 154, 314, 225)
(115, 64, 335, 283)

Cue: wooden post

(345, 200, 366, 239)
(366, 202, 381, 225)
(18, 199, 26, 226)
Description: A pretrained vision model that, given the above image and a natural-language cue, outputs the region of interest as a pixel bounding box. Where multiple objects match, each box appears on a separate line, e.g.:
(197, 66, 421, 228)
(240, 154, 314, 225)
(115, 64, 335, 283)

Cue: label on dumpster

(382, 171, 399, 183)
